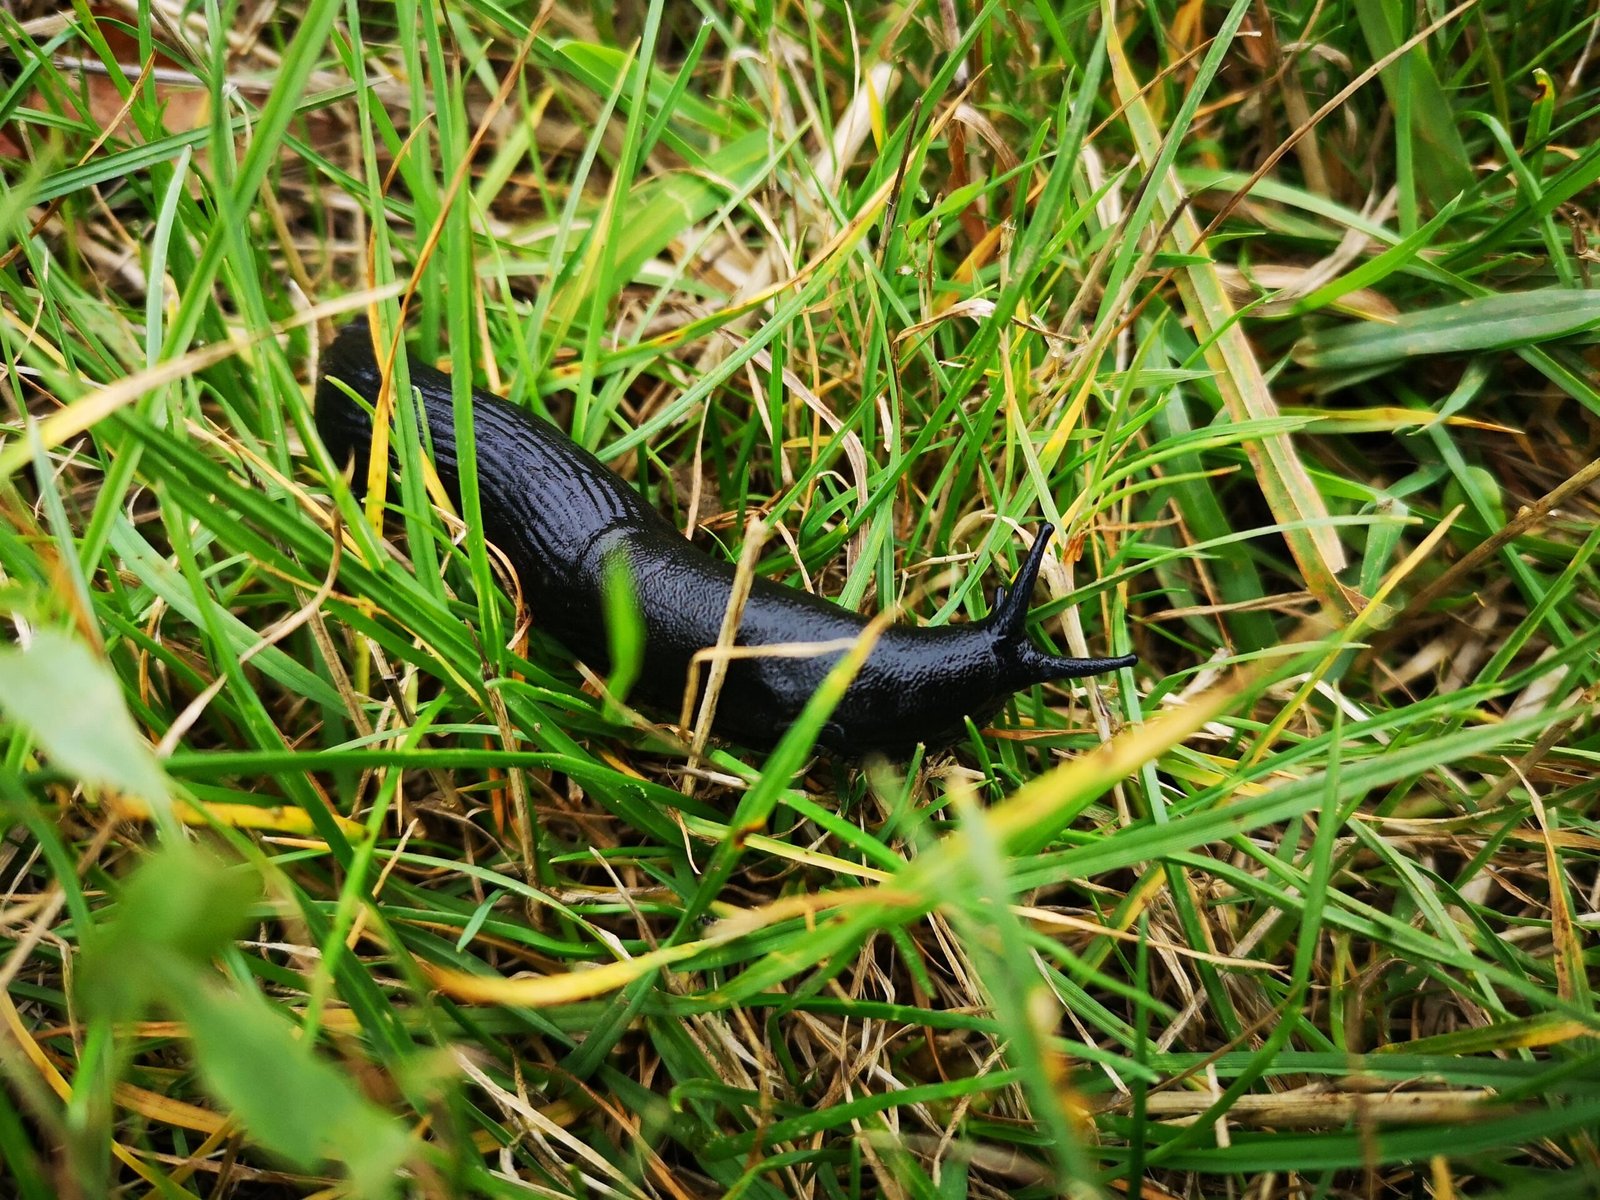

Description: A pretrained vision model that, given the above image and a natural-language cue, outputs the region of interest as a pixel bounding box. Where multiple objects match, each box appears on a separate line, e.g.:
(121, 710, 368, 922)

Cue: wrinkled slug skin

(315, 320, 1135, 755)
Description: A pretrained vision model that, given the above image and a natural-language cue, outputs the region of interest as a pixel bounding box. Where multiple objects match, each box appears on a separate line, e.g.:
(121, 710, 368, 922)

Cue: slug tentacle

(315, 320, 1136, 756)
(985, 528, 1046, 642)
(1014, 645, 1141, 687)
(986, 524, 1138, 688)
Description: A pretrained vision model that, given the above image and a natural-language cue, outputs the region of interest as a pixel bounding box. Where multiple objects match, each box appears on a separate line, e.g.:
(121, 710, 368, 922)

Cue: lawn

(1, 1, 1598, 1197)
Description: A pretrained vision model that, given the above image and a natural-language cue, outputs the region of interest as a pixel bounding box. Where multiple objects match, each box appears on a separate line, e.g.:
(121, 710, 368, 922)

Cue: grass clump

(2, 1, 1599, 1197)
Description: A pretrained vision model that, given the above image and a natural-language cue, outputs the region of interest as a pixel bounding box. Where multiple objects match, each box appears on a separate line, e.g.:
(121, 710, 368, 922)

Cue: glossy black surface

(315, 320, 1136, 755)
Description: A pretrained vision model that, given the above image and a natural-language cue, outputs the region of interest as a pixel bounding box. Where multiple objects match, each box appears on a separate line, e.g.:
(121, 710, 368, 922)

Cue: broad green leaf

(179, 979, 411, 1198)
(0, 629, 170, 806)
(78, 844, 259, 1023)
(81, 848, 403, 1196)
(1296, 290, 1600, 370)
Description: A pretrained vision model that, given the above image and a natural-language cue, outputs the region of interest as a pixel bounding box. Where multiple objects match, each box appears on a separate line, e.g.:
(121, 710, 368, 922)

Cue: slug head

(812, 525, 1135, 757)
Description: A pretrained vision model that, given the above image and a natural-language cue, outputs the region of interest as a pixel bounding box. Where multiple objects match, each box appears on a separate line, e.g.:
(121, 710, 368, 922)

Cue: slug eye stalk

(987, 523, 1138, 687)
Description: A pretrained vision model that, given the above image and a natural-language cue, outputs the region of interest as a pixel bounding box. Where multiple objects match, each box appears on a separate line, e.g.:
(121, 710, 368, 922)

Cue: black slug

(315, 320, 1135, 756)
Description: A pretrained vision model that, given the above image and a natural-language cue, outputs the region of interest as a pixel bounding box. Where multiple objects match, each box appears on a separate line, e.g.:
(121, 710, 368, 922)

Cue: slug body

(316, 321, 1135, 755)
